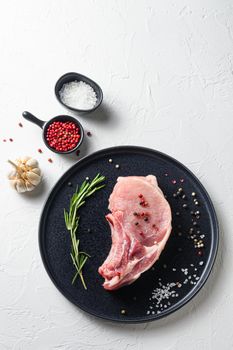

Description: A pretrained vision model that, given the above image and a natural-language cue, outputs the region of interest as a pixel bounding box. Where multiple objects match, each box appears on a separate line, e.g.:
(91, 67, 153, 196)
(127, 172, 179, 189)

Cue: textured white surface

(0, 0, 232, 349)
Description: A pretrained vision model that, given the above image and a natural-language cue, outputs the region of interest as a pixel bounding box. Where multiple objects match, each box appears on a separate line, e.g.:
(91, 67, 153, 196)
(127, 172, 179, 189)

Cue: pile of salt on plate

(59, 80, 97, 110)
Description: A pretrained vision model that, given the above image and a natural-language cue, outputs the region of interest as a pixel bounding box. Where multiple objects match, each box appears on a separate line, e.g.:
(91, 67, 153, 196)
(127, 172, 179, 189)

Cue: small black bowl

(22, 111, 84, 154)
(55, 72, 103, 115)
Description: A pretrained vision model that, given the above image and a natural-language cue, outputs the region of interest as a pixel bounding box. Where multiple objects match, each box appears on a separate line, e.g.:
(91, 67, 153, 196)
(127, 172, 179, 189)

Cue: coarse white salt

(59, 80, 97, 110)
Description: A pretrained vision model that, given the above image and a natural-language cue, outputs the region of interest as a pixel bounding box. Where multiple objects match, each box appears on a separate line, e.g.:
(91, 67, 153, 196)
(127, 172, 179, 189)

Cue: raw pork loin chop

(98, 175, 172, 290)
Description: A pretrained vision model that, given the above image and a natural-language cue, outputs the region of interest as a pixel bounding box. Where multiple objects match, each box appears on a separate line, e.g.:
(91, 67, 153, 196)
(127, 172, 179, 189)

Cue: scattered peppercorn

(38, 148, 43, 153)
(48, 158, 53, 163)
(135, 222, 139, 226)
(18, 122, 23, 127)
(9, 138, 13, 142)
(144, 217, 149, 222)
(87, 131, 92, 137)
(139, 200, 148, 207)
(3, 139, 6, 142)
(133, 212, 138, 216)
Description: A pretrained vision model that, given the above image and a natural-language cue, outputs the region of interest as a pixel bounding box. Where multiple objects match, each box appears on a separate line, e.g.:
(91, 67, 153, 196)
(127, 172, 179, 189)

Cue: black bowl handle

(22, 111, 46, 129)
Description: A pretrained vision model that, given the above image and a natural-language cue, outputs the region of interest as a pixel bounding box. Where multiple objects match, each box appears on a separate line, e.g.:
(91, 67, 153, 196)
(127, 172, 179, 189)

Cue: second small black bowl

(22, 111, 84, 154)
(55, 72, 103, 115)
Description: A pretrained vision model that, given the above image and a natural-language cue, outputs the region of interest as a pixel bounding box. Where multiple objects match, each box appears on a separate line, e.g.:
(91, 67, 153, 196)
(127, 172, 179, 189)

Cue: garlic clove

(9, 179, 18, 190)
(26, 172, 41, 186)
(15, 179, 27, 193)
(31, 167, 41, 176)
(26, 158, 38, 168)
(25, 180, 35, 192)
(8, 170, 17, 180)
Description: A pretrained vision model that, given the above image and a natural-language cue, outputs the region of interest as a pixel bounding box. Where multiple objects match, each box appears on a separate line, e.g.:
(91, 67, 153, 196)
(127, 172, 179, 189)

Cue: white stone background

(0, 0, 232, 349)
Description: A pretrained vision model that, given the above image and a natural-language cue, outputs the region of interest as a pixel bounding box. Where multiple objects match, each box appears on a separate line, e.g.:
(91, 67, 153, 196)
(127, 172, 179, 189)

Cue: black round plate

(39, 146, 218, 323)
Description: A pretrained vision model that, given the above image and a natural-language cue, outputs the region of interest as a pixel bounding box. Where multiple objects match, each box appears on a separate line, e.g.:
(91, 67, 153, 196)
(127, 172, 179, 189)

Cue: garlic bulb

(8, 156, 42, 193)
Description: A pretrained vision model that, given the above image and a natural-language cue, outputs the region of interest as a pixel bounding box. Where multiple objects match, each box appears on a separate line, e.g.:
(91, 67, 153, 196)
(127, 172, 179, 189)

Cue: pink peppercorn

(46, 121, 80, 152)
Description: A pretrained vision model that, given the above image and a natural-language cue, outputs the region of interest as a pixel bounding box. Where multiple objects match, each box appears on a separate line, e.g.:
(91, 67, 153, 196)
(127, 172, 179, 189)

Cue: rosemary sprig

(64, 173, 105, 289)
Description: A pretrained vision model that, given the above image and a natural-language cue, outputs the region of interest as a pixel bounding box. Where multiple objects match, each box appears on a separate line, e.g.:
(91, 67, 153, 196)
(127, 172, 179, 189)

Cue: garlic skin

(8, 157, 42, 193)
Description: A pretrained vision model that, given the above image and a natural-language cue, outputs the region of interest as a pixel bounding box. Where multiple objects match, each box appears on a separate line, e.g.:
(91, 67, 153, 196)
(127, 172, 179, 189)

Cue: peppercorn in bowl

(22, 111, 84, 154)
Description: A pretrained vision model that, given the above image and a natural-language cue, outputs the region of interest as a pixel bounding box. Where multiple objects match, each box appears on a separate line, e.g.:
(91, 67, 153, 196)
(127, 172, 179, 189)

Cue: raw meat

(98, 175, 172, 290)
